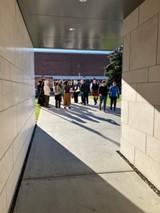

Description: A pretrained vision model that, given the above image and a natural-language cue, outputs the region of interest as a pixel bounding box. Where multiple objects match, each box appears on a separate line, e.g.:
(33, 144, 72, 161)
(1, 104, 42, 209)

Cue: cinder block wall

(121, 0, 160, 190)
(0, 0, 35, 212)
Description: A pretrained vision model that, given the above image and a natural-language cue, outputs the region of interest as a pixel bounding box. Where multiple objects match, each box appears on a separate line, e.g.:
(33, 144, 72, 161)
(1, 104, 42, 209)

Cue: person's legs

(93, 96, 96, 105)
(82, 94, 85, 105)
(95, 96, 98, 105)
(75, 92, 78, 103)
(74, 92, 76, 103)
(39, 93, 45, 106)
(64, 93, 67, 108)
(66, 93, 71, 108)
(44, 95, 47, 107)
(84, 96, 86, 105)
(80, 93, 83, 104)
(56, 96, 60, 108)
(77, 93, 79, 103)
(59, 95, 61, 108)
(66, 94, 69, 107)
(69, 93, 71, 107)
(103, 96, 107, 111)
(113, 98, 117, 111)
(110, 97, 113, 110)
(55, 96, 58, 108)
(93, 96, 95, 104)
(44, 95, 49, 107)
(99, 96, 103, 110)
(44, 95, 46, 107)
(86, 94, 89, 105)
(58, 100, 60, 108)
(48, 96, 50, 107)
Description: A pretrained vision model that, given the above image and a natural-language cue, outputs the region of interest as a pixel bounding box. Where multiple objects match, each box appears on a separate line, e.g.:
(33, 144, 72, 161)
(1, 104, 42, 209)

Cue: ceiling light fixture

(79, 0, 87, 2)
(69, 28, 76, 31)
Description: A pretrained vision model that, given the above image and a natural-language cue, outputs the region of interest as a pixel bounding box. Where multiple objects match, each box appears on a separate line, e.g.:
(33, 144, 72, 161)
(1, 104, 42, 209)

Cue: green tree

(104, 46, 123, 86)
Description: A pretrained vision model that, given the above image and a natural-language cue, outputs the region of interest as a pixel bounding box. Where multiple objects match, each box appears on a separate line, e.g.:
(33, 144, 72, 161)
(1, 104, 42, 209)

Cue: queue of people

(36, 78, 120, 112)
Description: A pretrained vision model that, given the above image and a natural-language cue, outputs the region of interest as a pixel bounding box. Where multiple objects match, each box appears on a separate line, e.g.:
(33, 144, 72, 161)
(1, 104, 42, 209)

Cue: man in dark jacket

(99, 80, 108, 112)
(80, 80, 90, 105)
(37, 78, 45, 106)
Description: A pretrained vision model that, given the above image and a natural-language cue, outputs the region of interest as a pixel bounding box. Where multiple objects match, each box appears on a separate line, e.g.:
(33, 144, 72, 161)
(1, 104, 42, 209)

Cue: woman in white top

(43, 80, 51, 107)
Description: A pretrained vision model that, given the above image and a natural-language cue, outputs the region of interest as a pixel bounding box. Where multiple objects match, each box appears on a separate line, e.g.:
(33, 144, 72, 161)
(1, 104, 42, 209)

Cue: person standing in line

(80, 80, 84, 104)
(43, 79, 51, 108)
(37, 78, 45, 106)
(63, 81, 71, 109)
(69, 80, 74, 99)
(109, 81, 120, 111)
(73, 80, 80, 103)
(59, 80, 64, 103)
(80, 80, 89, 105)
(99, 80, 108, 112)
(36, 78, 41, 98)
(90, 79, 99, 105)
(49, 78, 54, 95)
(83, 80, 90, 105)
(54, 81, 62, 108)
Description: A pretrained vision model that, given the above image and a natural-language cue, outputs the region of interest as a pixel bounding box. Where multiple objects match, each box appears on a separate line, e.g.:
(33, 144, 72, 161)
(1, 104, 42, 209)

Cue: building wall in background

(121, 0, 160, 190)
(0, 0, 35, 212)
(35, 53, 109, 77)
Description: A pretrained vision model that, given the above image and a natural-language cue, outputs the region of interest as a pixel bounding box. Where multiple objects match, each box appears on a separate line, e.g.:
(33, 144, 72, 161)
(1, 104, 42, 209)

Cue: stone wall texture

(0, 0, 35, 212)
(121, 0, 160, 190)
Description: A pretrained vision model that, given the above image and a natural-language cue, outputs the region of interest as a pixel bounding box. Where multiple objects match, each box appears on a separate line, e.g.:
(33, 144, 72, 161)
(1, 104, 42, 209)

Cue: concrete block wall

(121, 0, 160, 190)
(0, 0, 35, 212)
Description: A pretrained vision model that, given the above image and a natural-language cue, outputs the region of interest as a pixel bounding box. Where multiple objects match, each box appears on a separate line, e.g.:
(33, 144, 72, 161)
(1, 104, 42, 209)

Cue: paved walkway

(13, 98, 160, 213)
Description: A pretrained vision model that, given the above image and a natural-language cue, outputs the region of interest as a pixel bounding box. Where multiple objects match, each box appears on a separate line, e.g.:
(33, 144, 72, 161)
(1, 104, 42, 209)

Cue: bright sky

(34, 48, 112, 55)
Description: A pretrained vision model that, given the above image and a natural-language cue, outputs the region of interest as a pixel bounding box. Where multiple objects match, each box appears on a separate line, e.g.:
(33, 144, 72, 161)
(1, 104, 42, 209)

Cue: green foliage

(35, 101, 41, 121)
(104, 46, 123, 86)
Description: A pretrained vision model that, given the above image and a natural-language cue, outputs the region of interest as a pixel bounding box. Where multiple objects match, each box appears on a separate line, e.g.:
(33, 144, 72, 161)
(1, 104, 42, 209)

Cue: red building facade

(35, 53, 109, 79)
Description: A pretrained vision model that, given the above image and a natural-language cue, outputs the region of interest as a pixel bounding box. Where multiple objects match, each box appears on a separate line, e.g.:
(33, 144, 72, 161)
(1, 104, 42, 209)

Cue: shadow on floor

(48, 104, 120, 126)
(43, 107, 120, 146)
(84, 103, 121, 117)
(13, 126, 144, 213)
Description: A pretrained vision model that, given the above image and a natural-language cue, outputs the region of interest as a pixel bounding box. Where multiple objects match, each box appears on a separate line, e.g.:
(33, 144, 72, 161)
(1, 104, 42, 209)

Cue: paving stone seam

(23, 170, 134, 182)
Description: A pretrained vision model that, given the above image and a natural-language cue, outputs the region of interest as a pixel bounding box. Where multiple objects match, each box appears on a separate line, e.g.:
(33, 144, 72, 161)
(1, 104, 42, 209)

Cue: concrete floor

(13, 98, 160, 213)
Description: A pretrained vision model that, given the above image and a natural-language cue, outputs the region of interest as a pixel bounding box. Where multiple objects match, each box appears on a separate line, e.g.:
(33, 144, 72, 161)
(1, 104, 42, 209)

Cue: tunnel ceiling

(17, 0, 144, 50)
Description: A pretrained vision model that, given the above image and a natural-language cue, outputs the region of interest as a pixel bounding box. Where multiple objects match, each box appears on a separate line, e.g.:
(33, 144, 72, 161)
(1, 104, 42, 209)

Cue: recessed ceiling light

(69, 28, 76, 31)
(79, 0, 87, 2)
